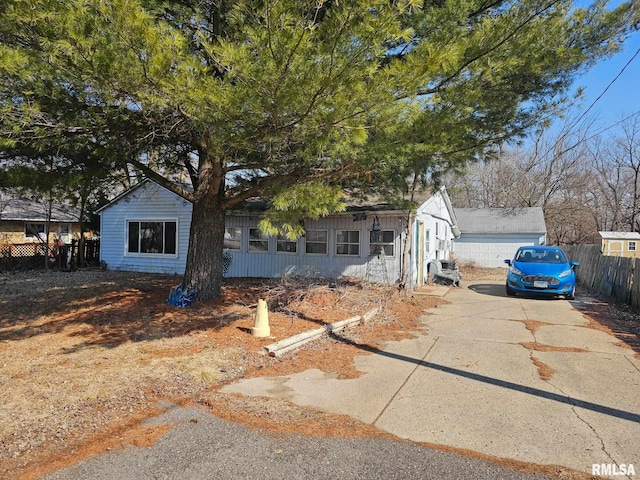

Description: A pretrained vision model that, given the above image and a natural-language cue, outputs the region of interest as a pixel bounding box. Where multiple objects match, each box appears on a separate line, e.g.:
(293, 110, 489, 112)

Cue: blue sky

(564, 4, 640, 132)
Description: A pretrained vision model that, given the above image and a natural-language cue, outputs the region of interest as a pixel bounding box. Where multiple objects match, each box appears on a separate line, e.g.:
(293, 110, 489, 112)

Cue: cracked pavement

(223, 280, 640, 478)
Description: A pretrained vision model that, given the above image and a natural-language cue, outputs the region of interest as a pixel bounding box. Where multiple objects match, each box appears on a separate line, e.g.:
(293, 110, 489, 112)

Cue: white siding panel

(453, 234, 543, 268)
(100, 182, 192, 275)
(101, 181, 404, 283)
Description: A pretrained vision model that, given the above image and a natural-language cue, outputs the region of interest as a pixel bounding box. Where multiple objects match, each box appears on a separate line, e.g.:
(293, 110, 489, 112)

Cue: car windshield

(515, 248, 567, 264)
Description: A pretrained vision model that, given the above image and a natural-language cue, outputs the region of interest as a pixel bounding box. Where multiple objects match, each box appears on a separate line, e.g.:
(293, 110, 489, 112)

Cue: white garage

(452, 208, 547, 268)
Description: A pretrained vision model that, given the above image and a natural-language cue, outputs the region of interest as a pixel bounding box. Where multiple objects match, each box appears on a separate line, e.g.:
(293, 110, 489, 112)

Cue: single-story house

(0, 196, 82, 245)
(452, 207, 547, 268)
(599, 231, 640, 258)
(97, 180, 460, 287)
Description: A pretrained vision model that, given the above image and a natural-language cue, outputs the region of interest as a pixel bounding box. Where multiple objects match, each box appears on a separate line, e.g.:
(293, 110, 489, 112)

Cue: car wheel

(506, 284, 516, 296)
(566, 287, 575, 300)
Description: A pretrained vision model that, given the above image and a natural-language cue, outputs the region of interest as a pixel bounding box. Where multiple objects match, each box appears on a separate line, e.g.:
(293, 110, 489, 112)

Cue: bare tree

(448, 114, 597, 244)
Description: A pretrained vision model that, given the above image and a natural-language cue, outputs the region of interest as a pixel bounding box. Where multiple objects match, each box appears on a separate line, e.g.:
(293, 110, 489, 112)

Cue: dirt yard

(1, 267, 638, 479)
(0, 269, 447, 479)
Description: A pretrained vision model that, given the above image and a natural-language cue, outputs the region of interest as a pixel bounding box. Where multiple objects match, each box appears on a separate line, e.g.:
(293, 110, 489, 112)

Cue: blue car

(504, 246, 578, 299)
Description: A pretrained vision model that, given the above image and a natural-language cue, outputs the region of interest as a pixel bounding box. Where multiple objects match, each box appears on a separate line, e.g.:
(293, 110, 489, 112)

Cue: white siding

(100, 182, 192, 275)
(100, 182, 404, 283)
(453, 233, 545, 268)
(411, 190, 457, 286)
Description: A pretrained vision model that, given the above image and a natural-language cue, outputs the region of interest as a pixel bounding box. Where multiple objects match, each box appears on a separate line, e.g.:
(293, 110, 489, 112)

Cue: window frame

(305, 229, 328, 255)
(335, 229, 360, 256)
(25, 223, 46, 240)
(369, 229, 395, 257)
(224, 227, 242, 251)
(276, 234, 298, 254)
(629, 241, 637, 252)
(126, 219, 178, 257)
(248, 227, 269, 253)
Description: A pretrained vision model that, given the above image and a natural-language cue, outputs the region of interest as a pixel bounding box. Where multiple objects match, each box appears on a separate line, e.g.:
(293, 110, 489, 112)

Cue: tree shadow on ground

(328, 331, 640, 424)
(0, 272, 360, 351)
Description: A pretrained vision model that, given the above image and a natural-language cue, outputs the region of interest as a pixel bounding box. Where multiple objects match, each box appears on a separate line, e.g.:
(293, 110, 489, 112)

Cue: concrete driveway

(223, 280, 640, 477)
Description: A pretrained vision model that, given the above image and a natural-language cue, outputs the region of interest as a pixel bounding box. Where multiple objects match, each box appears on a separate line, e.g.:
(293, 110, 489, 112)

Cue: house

(599, 231, 640, 258)
(97, 180, 459, 287)
(0, 196, 83, 245)
(452, 207, 547, 268)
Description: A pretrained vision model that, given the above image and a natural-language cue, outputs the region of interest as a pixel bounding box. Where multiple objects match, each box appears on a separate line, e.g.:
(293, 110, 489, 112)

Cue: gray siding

(223, 214, 403, 282)
(100, 182, 404, 282)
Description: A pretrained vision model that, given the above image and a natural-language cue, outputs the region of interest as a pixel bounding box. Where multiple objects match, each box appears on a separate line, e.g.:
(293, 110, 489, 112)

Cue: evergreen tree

(1, 0, 637, 299)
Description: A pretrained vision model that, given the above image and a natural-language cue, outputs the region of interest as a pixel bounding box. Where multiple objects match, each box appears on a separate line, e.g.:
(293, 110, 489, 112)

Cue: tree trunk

(399, 212, 413, 290)
(182, 193, 226, 301)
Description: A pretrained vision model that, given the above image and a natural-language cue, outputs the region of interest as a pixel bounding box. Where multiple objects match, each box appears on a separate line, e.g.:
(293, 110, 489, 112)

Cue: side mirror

(571, 261, 579, 268)
(504, 259, 511, 266)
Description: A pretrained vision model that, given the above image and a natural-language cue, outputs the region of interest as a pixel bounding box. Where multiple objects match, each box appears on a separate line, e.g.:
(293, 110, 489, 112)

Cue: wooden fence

(0, 239, 100, 271)
(563, 244, 640, 311)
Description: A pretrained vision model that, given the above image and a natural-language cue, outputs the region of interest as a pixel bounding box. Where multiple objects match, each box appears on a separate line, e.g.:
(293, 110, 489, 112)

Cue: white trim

(335, 229, 361, 257)
(276, 235, 298, 255)
(248, 227, 269, 254)
(304, 229, 329, 256)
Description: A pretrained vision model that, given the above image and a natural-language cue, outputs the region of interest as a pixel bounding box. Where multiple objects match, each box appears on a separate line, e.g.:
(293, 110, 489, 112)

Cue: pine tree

(1, 0, 638, 299)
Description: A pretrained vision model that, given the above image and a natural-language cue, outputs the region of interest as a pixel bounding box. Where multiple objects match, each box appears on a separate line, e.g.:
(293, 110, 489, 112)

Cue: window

(224, 227, 242, 250)
(629, 241, 637, 252)
(25, 223, 46, 240)
(370, 230, 395, 256)
(127, 221, 177, 255)
(277, 235, 297, 253)
(305, 230, 328, 255)
(248, 228, 269, 252)
(58, 224, 71, 243)
(336, 230, 360, 256)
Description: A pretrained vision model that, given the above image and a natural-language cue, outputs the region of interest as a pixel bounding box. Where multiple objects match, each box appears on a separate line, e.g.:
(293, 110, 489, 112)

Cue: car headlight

(558, 268, 572, 278)
(510, 266, 523, 276)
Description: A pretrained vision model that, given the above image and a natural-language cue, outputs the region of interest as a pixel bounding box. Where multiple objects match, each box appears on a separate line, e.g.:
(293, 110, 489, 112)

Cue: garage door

(454, 239, 535, 268)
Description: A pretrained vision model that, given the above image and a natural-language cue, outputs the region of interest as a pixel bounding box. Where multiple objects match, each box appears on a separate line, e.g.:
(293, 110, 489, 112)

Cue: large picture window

(305, 230, 328, 255)
(128, 221, 177, 255)
(336, 230, 360, 256)
(370, 230, 395, 256)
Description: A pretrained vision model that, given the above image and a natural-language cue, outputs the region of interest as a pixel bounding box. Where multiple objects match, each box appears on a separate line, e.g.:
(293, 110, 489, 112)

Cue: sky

(561, 3, 640, 135)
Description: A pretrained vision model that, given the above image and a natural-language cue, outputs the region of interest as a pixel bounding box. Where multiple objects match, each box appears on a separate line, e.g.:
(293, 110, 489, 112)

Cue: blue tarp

(167, 285, 197, 308)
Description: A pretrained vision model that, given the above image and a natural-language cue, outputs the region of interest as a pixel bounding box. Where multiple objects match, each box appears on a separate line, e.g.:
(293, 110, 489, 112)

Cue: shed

(599, 231, 640, 258)
(452, 207, 547, 268)
(97, 180, 459, 286)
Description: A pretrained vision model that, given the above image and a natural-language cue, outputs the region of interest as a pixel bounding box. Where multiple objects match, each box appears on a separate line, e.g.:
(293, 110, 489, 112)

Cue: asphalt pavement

(43, 403, 553, 480)
(44, 280, 640, 479)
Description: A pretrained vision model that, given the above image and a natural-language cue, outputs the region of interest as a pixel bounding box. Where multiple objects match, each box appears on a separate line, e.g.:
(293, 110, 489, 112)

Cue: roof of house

(454, 207, 547, 234)
(598, 231, 640, 240)
(0, 197, 81, 223)
(98, 178, 447, 217)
